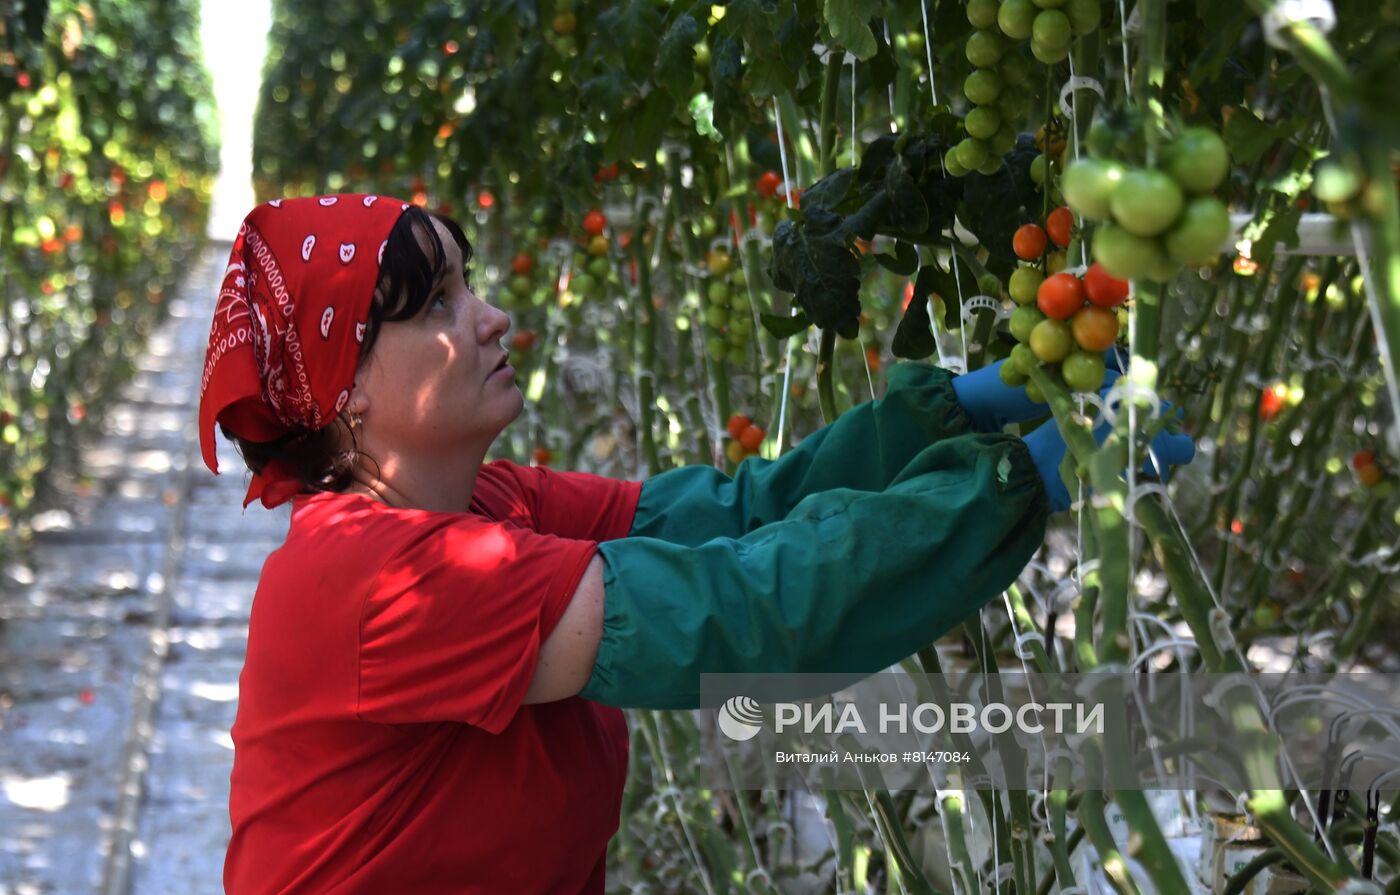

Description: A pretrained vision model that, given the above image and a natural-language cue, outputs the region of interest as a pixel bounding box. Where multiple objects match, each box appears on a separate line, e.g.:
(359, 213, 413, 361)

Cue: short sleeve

(501, 461, 642, 542)
(357, 512, 599, 733)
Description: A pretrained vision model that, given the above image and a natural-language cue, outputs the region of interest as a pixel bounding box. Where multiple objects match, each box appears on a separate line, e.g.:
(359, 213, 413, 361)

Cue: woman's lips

(489, 362, 514, 380)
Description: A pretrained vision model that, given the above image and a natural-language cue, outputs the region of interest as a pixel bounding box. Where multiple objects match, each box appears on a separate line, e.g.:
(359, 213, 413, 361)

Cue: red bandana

(198, 194, 411, 510)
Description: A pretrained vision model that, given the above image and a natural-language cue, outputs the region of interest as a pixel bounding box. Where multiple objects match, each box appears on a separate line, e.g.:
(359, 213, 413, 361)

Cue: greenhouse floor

(0, 241, 288, 895)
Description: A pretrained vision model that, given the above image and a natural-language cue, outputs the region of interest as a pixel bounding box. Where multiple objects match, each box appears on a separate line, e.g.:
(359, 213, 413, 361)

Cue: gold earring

(349, 412, 363, 429)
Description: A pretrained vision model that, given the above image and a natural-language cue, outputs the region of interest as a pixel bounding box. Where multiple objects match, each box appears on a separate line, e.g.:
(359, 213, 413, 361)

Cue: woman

(200, 195, 1193, 894)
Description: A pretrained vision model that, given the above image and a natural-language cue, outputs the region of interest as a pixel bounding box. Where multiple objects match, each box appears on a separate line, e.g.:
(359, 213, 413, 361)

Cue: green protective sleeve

(578, 432, 1049, 710)
(627, 361, 973, 546)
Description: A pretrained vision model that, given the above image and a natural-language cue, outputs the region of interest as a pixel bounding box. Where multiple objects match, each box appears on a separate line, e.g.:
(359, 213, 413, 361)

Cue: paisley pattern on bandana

(198, 194, 412, 510)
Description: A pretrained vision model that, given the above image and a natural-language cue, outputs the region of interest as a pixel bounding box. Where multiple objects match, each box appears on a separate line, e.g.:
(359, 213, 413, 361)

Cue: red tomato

(756, 171, 782, 198)
(1013, 224, 1048, 261)
(583, 209, 607, 235)
(902, 281, 915, 313)
(1083, 262, 1129, 308)
(739, 424, 766, 452)
(511, 253, 534, 276)
(1352, 449, 1375, 470)
(1046, 206, 1074, 248)
(727, 413, 752, 440)
(511, 330, 537, 351)
(532, 446, 552, 466)
(1036, 272, 1085, 319)
(1258, 388, 1284, 422)
(477, 190, 495, 209)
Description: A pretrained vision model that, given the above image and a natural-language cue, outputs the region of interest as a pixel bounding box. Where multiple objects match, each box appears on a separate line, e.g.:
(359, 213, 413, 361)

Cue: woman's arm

(525, 432, 1048, 710)
(627, 361, 976, 546)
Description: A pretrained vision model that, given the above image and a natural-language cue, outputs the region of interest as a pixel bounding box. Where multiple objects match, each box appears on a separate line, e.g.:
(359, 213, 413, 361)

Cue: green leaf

(768, 210, 863, 332)
(689, 92, 722, 142)
(875, 240, 919, 276)
(1222, 106, 1284, 166)
(760, 310, 813, 338)
(723, 0, 780, 46)
(655, 15, 701, 100)
(746, 53, 794, 99)
(823, 0, 879, 60)
(960, 135, 1041, 266)
(892, 277, 936, 359)
(803, 166, 857, 210)
(604, 89, 672, 161)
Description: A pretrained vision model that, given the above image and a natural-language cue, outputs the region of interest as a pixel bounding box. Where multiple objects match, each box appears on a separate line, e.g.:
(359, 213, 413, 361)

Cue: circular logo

(717, 696, 764, 741)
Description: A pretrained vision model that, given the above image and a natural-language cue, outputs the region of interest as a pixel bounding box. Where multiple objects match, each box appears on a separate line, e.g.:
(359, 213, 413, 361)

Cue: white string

(917, 0, 938, 106)
(772, 97, 798, 455)
(1116, 0, 1132, 94)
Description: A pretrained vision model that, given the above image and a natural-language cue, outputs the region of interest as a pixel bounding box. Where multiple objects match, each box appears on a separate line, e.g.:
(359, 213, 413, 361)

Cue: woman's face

(351, 217, 522, 456)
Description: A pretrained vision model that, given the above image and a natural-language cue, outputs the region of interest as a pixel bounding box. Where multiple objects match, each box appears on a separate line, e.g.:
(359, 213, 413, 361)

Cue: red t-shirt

(223, 460, 644, 894)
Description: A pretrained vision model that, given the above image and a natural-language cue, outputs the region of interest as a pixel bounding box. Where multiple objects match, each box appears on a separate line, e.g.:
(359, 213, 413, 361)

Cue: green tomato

(995, 87, 1031, 122)
(1163, 196, 1231, 266)
(707, 279, 731, 305)
(964, 69, 1003, 105)
(955, 137, 989, 170)
(999, 361, 1030, 388)
(707, 336, 727, 361)
(1010, 305, 1047, 343)
(1313, 162, 1360, 203)
(1086, 116, 1117, 159)
(705, 305, 729, 329)
(977, 156, 1004, 175)
(1030, 154, 1048, 186)
(1033, 0, 1067, 7)
(570, 272, 596, 295)
(1009, 266, 1045, 305)
(1030, 318, 1075, 363)
(965, 30, 1004, 67)
(1109, 168, 1185, 237)
(965, 106, 1001, 141)
(588, 256, 611, 279)
(998, 52, 1031, 87)
(1010, 342, 1039, 374)
(1162, 127, 1230, 195)
(510, 275, 533, 298)
(977, 272, 1002, 296)
(731, 287, 751, 310)
(727, 327, 748, 347)
(1065, 0, 1101, 34)
(1032, 10, 1073, 47)
(1092, 222, 1169, 280)
(1061, 158, 1124, 221)
(1061, 350, 1106, 392)
(1024, 378, 1046, 404)
(727, 344, 747, 364)
(967, 0, 1000, 28)
(944, 148, 969, 176)
(728, 312, 753, 335)
(989, 125, 1018, 156)
(998, 0, 1037, 40)
(1030, 38, 1070, 64)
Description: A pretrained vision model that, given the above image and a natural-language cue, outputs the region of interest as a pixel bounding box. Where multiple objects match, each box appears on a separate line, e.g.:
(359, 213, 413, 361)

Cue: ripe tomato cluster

(1062, 123, 1231, 281)
(1003, 241, 1129, 399)
(726, 414, 766, 464)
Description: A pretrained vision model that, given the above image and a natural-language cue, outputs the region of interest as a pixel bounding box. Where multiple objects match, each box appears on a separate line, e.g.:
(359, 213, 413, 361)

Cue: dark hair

(219, 206, 474, 497)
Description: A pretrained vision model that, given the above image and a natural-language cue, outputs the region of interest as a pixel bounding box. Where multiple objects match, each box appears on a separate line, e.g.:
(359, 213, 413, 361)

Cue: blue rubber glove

(952, 350, 1124, 433)
(1022, 370, 1197, 513)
